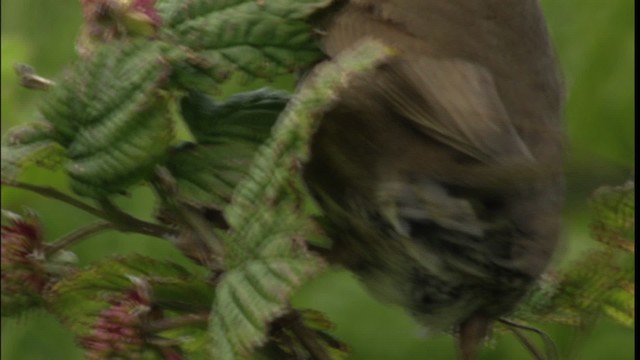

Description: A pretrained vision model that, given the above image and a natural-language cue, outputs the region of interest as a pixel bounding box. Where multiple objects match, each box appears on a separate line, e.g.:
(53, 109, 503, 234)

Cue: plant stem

(177, 204, 225, 268)
(3, 180, 176, 239)
(150, 169, 224, 269)
(144, 313, 210, 333)
(98, 199, 175, 238)
(3, 180, 106, 218)
(45, 221, 114, 256)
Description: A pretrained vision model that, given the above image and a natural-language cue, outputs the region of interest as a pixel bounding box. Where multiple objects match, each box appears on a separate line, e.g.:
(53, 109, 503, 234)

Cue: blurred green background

(1, 1, 634, 359)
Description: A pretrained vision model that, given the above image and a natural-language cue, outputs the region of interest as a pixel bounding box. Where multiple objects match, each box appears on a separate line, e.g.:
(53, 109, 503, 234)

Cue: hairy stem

(3, 180, 107, 218)
(98, 199, 175, 238)
(150, 168, 224, 269)
(177, 204, 225, 268)
(144, 313, 210, 333)
(45, 221, 114, 256)
(3, 180, 175, 239)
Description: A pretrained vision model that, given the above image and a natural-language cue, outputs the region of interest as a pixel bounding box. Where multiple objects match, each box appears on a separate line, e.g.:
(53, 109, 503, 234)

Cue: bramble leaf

(208, 40, 393, 359)
(180, 88, 289, 145)
(39, 40, 175, 198)
(157, 0, 334, 88)
(165, 89, 289, 210)
(1, 121, 65, 183)
(590, 181, 634, 253)
(516, 181, 635, 327)
(48, 254, 213, 336)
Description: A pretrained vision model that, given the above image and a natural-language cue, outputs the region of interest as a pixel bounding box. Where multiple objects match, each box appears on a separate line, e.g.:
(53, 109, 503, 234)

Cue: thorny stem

(3, 180, 176, 239)
(45, 221, 114, 256)
(4, 180, 106, 218)
(177, 205, 225, 268)
(144, 313, 210, 333)
(151, 167, 225, 270)
(98, 199, 175, 238)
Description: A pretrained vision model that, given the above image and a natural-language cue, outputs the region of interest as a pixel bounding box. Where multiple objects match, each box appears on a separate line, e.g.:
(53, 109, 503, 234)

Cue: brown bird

(302, 1, 566, 359)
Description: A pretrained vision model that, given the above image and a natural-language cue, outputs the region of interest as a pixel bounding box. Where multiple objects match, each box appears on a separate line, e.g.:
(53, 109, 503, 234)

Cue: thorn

(14, 63, 55, 90)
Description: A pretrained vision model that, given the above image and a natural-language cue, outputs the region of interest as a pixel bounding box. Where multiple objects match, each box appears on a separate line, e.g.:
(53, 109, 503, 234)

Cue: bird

(301, 1, 566, 359)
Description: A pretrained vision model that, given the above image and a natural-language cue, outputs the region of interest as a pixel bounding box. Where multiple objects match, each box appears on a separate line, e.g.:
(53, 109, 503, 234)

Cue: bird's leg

(457, 316, 491, 360)
(498, 318, 558, 360)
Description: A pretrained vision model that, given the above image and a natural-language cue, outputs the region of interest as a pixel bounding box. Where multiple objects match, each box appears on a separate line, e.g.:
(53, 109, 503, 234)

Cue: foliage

(515, 182, 635, 328)
(0, 0, 634, 359)
(2, 1, 385, 358)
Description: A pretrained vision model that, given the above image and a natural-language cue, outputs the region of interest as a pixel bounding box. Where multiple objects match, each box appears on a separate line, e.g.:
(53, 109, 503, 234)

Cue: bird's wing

(374, 57, 534, 164)
(319, 5, 534, 164)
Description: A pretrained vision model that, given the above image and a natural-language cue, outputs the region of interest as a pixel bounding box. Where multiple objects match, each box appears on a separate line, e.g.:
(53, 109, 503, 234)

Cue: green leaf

(48, 254, 213, 336)
(590, 181, 635, 252)
(1, 121, 65, 183)
(64, 98, 175, 198)
(165, 89, 289, 210)
(165, 142, 257, 211)
(516, 181, 635, 327)
(180, 88, 289, 145)
(158, 0, 334, 88)
(208, 40, 393, 359)
(39, 40, 175, 198)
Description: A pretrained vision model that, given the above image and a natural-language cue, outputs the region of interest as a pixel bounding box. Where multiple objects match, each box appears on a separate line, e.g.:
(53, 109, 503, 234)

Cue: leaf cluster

(1, 1, 634, 359)
(1, 1, 390, 359)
